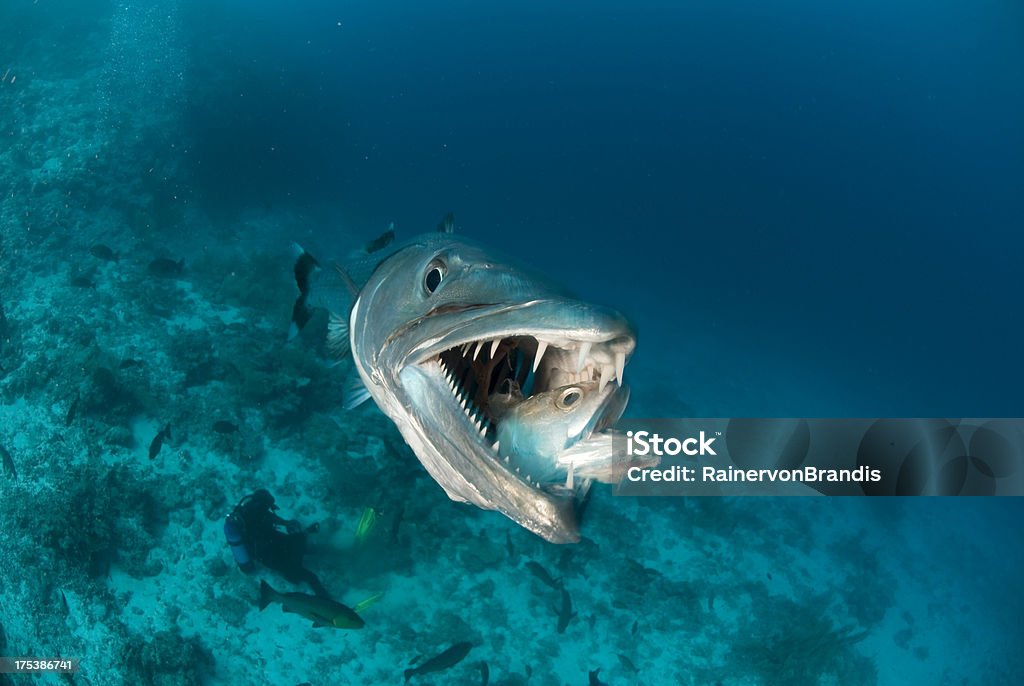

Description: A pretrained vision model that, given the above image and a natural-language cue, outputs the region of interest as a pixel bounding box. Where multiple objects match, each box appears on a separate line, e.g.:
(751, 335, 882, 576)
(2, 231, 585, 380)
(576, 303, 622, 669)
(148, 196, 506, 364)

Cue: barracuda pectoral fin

(342, 373, 371, 409)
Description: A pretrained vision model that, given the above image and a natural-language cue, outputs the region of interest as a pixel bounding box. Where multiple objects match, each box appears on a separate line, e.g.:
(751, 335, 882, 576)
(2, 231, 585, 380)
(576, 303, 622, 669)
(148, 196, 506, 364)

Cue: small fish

(479, 661, 489, 686)
(404, 642, 473, 683)
(526, 560, 562, 591)
(588, 668, 608, 686)
(436, 212, 455, 233)
(352, 591, 384, 614)
(149, 423, 171, 460)
(60, 590, 69, 614)
(555, 586, 576, 634)
(631, 619, 638, 636)
(389, 504, 405, 543)
(505, 530, 514, 560)
(148, 257, 185, 277)
(64, 392, 80, 426)
(617, 654, 638, 673)
(259, 580, 364, 629)
(0, 445, 16, 480)
(364, 224, 395, 253)
(70, 275, 95, 289)
(213, 421, 239, 434)
(355, 507, 376, 543)
(118, 359, 141, 369)
(89, 244, 119, 262)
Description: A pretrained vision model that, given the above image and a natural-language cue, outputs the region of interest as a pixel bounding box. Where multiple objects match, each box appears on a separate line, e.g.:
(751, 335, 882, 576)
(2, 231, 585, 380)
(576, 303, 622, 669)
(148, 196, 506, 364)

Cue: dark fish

(64, 392, 80, 426)
(0, 444, 15, 480)
(148, 257, 185, 277)
(118, 359, 140, 369)
(404, 642, 473, 683)
(149, 423, 171, 460)
(60, 590, 69, 614)
(70, 275, 95, 289)
(555, 586, 576, 634)
(213, 421, 239, 434)
(526, 561, 562, 591)
(479, 661, 489, 686)
(437, 212, 455, 234)
(389, 503, 405, 543)
(89, 244, 119, 262)
(617, 654, 638, 673)
(631, 619, 638, 636)
(0, 302, 7, 337)
(259, 580, 364, 629)
(589, 668, 608, 686)
(92, 366, 116, 391)
(364, 225, 395, 253)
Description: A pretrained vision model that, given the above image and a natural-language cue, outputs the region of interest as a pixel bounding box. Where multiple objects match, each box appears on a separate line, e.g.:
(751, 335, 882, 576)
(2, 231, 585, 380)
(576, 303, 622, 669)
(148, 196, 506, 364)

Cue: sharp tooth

(479, 425, 487, 437)
(461, 343, 470, 356)
(532, 340, 549, 372)
(492, 441, 500, 452)
(503, 455, 509, 463)
(566, 461, 575, 490)
(460, 396, 468, 410)
(599, 364, 614, 393)
(615, 352, 625, 386)
(490, 338, 501, 358)
(473, 340, 485, 360)
(576, 342, 592, 372)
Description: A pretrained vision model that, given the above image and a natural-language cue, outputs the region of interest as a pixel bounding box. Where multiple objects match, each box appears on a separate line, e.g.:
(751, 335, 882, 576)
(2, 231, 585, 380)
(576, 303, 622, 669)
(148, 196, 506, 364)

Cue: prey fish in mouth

(292, 219, 654, 543)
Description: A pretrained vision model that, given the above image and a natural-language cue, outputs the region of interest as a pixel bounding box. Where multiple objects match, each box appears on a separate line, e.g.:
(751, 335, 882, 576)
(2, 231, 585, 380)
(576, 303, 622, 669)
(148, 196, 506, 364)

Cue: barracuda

(293, 224, 642, 543)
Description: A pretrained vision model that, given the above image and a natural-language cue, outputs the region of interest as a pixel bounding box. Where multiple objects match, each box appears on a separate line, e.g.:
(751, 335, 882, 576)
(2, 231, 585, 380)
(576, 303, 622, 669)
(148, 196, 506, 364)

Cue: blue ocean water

(1, 1, 1022, 685)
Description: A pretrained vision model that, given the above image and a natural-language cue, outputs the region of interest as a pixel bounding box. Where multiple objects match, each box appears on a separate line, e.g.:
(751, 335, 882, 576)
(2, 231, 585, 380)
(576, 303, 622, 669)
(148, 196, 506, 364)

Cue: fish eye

(423, 258, 446, 295)
(557, 388, 582, 410)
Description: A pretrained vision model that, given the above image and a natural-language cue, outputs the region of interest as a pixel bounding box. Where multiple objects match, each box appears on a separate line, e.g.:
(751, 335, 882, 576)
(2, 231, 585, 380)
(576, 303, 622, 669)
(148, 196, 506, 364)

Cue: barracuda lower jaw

(431, 334, 628, 486)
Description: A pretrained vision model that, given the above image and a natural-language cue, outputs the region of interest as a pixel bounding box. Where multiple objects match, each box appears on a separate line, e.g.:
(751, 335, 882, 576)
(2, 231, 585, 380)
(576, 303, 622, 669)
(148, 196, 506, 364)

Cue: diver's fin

(258, 580, 275, 611)
(327, 312, 349, 358)
(343, 374, 372, 409)
(352, 592, 384, 614)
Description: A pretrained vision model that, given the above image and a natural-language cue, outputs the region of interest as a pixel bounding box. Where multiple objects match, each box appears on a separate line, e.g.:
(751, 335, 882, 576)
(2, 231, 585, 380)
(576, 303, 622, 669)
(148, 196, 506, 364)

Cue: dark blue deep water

(1, 1, 1022, 685)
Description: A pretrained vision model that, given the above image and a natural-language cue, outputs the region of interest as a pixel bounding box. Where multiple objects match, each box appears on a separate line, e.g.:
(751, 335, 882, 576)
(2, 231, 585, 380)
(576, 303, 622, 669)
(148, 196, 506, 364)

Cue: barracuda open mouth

(426, 334, 628, 485)
(293, 225, 650, 543)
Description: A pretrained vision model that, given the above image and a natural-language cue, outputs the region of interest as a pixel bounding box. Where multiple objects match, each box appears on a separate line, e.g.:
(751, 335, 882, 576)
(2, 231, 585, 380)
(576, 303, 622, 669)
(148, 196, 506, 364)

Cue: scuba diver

(223, 489, 329, 598)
